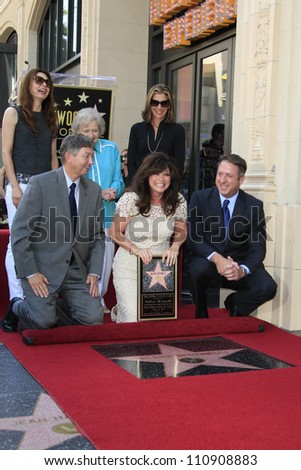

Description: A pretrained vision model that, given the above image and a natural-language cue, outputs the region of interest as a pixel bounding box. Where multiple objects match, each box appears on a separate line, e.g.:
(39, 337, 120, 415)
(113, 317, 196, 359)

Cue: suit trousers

(16, 261, 104, 330)
(188, 256, 277, 316)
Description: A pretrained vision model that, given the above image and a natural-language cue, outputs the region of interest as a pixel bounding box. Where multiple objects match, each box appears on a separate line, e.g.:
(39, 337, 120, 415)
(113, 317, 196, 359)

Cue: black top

(127, 120, 186, 185)
(12, 105, 53, 176)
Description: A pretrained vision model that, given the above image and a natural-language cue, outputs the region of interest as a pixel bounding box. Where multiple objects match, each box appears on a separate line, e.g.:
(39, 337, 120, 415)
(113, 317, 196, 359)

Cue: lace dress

(112, 191, 187, 323)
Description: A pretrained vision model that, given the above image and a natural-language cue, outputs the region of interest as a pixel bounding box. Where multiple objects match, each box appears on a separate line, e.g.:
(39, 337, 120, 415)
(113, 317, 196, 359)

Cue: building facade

(1, 0, 301, 330)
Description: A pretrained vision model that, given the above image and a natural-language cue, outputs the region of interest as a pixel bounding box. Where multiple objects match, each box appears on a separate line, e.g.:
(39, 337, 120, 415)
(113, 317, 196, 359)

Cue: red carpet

(1, 314, 301, 450)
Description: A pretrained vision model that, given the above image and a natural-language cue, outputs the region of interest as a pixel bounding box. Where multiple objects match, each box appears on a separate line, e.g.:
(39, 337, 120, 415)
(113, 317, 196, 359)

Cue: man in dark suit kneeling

(187, 154, 277, 318)
(2, 134, 105, 332)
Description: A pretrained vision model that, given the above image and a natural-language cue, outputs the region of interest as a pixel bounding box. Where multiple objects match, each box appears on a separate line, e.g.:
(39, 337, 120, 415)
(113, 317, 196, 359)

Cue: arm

(1, 107, 23, 207)
(126, 124, 139, 185)
(109, 213, 132, 251)
(188, 206, 245, 277)
(241, 200, 267, 271)
(86, 190, 105, 297)
(109, 145, 125, 198)
(162, 219, 187, 266)
(172, 124, 186, 176)
(187, 191, 220, 258)
(51, 138, 59, 169)
(210, 199, 267, 279)
(210, 252, 239, 277)
(11, 177, 43, 278)
(27, 273, 50, 298)
(86, 188, 105, 278)
(109, 212, 153, 264)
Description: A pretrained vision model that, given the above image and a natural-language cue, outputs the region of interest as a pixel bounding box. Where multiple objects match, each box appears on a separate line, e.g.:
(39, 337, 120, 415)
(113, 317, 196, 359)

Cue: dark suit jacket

(187, 187, 267, 273)
(11, 167, 105, 291)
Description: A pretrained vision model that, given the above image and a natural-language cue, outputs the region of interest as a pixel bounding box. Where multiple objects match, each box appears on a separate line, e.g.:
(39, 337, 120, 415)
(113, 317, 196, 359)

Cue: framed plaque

(137, 256, 177, 321)
(53, 84, 113, 154)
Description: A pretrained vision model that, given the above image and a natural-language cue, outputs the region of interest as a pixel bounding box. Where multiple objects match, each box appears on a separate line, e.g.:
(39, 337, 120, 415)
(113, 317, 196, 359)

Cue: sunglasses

(150, 99, 170, 108)
(33, 75, 51, 88)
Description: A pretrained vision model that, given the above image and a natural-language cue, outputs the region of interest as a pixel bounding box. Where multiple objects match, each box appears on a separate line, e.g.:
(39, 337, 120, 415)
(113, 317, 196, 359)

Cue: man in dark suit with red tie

(187, 154, 277, 318)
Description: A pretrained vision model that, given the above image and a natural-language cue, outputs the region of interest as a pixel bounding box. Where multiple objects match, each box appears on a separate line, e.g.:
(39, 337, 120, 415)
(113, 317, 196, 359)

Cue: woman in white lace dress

(109, 152, 187, 323)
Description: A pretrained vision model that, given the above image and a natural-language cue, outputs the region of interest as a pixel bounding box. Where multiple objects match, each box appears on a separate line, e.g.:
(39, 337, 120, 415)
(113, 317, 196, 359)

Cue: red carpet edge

(21, 317, 266, 346)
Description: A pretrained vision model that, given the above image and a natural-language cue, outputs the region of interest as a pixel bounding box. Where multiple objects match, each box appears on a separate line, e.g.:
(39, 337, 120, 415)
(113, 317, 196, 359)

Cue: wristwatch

(240, 266, 248, 276)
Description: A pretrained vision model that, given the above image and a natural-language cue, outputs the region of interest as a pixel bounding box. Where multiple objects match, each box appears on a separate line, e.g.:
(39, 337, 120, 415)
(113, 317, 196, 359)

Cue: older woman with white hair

(71, 108, 125, 313)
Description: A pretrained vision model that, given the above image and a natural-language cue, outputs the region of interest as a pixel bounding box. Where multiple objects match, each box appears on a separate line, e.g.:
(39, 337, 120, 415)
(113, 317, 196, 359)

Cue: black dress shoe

(229, 305, 240, 317)
(224, 297, 231, 313)
(224, 298, 240, 317)
(1, 298, 21, 333)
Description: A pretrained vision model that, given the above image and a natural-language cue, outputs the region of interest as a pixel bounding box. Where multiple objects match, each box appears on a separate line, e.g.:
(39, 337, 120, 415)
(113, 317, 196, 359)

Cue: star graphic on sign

(93, 104, 106, 118)
(78, 91, 90, 103)
(113, 344, 261, 378)
(64, 97, 72, 106)
(0, 392, 79, 449)
(98, 98, 103, 103)
(146, 262, 171, 289)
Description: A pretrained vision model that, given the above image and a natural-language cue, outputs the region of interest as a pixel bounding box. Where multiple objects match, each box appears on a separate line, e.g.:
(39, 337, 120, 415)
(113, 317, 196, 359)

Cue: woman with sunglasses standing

(1, 68, 58, 304)
(126, 84, 186, 185)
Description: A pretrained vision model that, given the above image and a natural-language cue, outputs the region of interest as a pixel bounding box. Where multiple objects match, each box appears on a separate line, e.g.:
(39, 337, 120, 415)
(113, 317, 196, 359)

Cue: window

(38, 0, 82, 71)
(7, 31, 18, 96)
(0, 32, 17, 122)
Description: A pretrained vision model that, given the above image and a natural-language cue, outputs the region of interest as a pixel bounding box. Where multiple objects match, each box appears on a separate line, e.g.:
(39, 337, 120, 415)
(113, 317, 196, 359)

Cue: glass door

(194, 39, 234, 191)
(166, 37, 234, 197)
(198, 50, 227, 189)
(168, 56, 195, 201)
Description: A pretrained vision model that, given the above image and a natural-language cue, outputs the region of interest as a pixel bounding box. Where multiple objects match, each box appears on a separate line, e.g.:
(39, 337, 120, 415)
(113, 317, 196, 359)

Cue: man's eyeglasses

(150, 99, 170, 108)
(33, 75, 51, 88)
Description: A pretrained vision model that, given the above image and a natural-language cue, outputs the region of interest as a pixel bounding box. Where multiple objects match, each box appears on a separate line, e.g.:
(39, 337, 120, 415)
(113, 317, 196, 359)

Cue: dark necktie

(223, 199, 230, 231)
(69, 183, 77, 236)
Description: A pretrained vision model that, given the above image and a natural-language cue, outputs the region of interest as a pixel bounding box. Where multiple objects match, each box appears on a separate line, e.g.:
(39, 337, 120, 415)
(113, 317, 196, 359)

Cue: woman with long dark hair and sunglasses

(109, 152, 187, 323)
(126, 84, 186, 185)
(1, 68, 58, 302)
